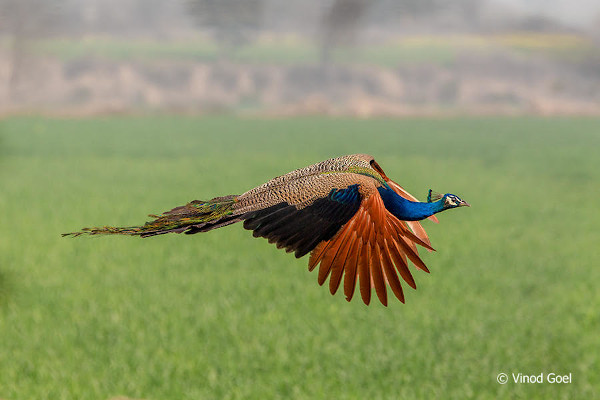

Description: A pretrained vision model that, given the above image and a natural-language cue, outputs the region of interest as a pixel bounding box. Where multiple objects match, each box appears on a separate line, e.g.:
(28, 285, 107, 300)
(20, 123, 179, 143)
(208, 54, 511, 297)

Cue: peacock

(64, 154, 469, 306)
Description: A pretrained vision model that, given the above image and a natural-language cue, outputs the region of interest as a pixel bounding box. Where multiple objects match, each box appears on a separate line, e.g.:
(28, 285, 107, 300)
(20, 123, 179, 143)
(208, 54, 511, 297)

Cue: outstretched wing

(242, 184, 362, 258)
(308, 192, 434, 306)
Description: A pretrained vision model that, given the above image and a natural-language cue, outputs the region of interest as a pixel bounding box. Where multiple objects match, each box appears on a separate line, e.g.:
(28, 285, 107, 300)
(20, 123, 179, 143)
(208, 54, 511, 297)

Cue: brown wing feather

(358, 228, 372, 305)
(371, 244, 388, 306)
(308, 192, 433, 306)
(381, 239, 405, 303)
(343, 237, 361, 302)
(308, 241, 329, 272)
(386, 233, 416, 289)
(328, 231, 355, 295)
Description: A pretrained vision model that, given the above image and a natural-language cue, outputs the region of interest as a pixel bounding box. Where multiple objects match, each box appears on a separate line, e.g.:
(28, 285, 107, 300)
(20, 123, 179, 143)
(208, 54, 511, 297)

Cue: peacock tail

(64, 195, 240, 237)
(64, 154, 469, 306)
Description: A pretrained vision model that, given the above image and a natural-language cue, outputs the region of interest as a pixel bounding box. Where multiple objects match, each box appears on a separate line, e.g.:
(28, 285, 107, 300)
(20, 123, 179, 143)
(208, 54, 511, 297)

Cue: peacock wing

(241, 183, 363, 259)
(308, 192, 434, 306)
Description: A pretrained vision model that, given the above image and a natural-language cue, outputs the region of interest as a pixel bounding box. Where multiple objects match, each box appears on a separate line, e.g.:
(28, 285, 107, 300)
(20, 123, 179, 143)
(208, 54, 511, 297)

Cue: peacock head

(427, 190, 470, 209)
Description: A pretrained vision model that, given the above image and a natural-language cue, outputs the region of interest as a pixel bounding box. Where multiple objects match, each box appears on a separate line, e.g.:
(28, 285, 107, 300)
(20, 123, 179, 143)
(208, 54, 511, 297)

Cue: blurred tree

(387, 0, 441, 17)
(0, 0, 69, 100)
(316, 0, 489, 63)
(187, 0, 265, 53)
(590, 13, 600, 46)
(75, 0, 187, 37)
(319, 0, 373, 64)
(588, 13, 600, 75)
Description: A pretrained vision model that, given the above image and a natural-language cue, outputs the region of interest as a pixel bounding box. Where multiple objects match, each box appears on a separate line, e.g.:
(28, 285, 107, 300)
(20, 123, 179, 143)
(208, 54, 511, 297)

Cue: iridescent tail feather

(63, 195, 240, 238)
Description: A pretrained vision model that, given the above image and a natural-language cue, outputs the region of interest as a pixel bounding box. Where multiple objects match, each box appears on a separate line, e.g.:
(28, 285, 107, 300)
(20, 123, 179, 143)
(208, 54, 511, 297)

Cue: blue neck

(378, 186, 444, 221)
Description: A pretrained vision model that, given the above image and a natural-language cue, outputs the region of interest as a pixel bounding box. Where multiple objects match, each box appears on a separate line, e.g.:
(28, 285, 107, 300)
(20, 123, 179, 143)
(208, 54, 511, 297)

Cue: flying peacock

(64, 154, 469, 306)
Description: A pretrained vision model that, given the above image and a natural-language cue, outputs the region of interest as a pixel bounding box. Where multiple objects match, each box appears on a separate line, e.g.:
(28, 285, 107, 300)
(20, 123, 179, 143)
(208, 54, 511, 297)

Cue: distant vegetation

(0, 0, 599, 115)
(30, 32, 596, 64)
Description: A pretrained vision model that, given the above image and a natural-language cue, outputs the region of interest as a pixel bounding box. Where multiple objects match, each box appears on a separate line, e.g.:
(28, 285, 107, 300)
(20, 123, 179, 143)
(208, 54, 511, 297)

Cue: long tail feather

(63, 195, 240, 238)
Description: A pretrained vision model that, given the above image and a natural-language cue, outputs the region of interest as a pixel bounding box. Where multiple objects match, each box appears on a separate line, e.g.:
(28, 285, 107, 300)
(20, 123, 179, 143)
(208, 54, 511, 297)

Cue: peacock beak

(459, 200, 470, 207)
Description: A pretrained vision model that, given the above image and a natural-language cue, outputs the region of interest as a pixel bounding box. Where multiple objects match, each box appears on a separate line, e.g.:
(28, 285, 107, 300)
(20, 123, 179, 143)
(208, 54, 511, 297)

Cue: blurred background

(1, 2, 599, 400)
(1, 0, 600, 116)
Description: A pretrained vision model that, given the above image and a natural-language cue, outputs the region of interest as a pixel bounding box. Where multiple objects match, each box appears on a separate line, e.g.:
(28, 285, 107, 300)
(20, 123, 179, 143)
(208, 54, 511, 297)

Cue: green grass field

(0, 116, 598, 399)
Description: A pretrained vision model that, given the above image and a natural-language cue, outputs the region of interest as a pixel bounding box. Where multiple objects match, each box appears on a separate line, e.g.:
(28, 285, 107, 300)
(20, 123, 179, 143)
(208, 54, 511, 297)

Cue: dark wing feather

(242, 185, 362, 258)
